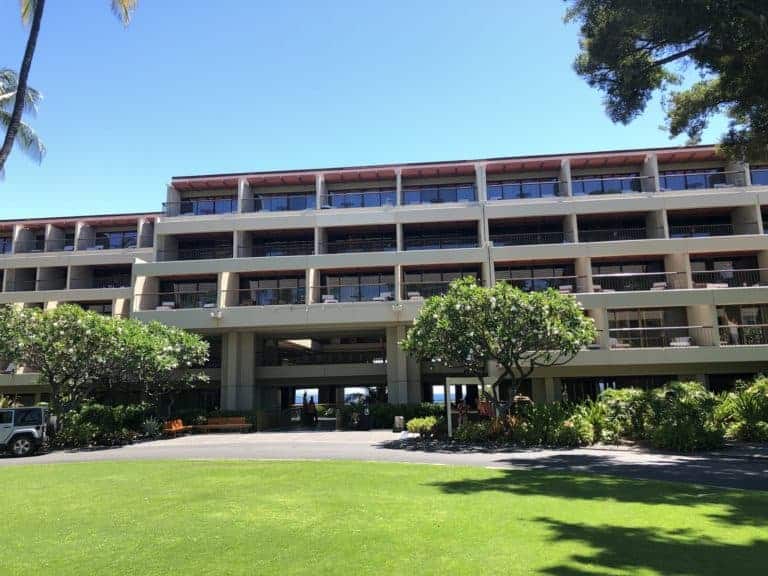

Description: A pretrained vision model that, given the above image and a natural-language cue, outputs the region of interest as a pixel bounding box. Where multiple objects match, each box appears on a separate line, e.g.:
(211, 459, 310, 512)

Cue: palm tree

(0, 0, 137, 174)
(0, 68, 45, 173)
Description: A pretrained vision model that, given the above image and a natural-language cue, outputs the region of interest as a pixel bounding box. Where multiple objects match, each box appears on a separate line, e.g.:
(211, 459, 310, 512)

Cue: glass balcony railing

(607, 326, 712, 348)
(0, 240, 12, 255)
(228, 287, 306, 306)
(146, 290, 218, 310)
(692, 268, 766, 288)
(668, 223, 735, 238)
(13, 239, 46, 253)
(69, 275, 132, 290)
(719, 324, 768, 346)
(579, 227, 648, 242)
(500, 275, 581, 293)
(316, 283, 395, 303)
(244, 241, 314, 257)
(259, 350, 386, 366)
(592, 271, 683, 292)
(487, 180, 559, 200)
(490, 231, 568, 246)
(44, 239, 76, 252)
(253, 194, 316, 212)
(571, 175, 648, 196)
(659, 170, 742, 191)
(163, 198, 237, 217)
(402, 185, 476, 205)
(402, 281, 455, 300)
(322, 190, 396, 209)
(403, 235, 478, 250)
(326, 237, 396, 254)
(158, 245, 233, 261)
(78, 233, 137, 250)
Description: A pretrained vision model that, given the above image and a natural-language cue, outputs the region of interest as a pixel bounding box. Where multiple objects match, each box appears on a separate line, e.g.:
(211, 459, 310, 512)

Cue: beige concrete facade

(3, 145, 768, 408)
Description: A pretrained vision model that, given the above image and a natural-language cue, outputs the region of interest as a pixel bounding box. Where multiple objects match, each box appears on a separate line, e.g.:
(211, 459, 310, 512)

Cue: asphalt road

(2, 431, 766, 491)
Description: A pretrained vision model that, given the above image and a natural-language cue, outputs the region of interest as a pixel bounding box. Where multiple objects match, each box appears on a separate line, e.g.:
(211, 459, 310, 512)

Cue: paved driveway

(2, 431, 766, 491)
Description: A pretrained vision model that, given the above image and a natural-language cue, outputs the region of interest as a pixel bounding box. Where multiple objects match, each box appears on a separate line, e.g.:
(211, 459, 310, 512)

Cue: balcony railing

(146, 290, 218, 310)
(607, 326, 712, 348)
(7, 280, 38, 292)
(692, 268, 767, 288)
(315, 283, 395, 303)
(402, 280, 467, 300)
(490, 231, 568, 246)
(227, 287, 306, 306)
(659, 170, 744, 191)
(578, 227, 648, 242)
(242, 241, 315, 257)
(719, 324, 768, 346)
(571, 175, 649, 196)
(402, 185, 476, 205)
(326, 237, 396, 254)
(321, 190, 396, 209)
(159, 246, 234, 261)
(78, 233, 137, 250)
(487, 180, 560, 200)
(44, 239, 76, 252)
(260, 350, 386, 366)
(668, 223, 735, 238)
(0, 240, 12, 255)
(13, 240, 46, 253)
(70, 275, 132, 289)
(163, 198, 237, 217)
(35, 279, 67, 291)
(500, 275, 581, 293)
(592, 271, 683, 292)
(403, 235, 479, 250)
(252, 194, 316, 212)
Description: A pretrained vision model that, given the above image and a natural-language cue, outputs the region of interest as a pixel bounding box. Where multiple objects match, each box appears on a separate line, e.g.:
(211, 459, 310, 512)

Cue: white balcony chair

(558, 285, 573, 294)
(650, 282, 668, 291)
(670, 336, 693, 347)
(407, 291, 422, 301)
(321, 294, 338, 304)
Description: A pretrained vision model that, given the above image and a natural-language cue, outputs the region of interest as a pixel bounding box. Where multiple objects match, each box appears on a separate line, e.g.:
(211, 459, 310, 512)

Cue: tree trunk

(0, 0, 45, 172)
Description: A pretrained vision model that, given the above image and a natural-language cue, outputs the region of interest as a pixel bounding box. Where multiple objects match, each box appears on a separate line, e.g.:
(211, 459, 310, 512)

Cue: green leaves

(401, 278, 597, 390)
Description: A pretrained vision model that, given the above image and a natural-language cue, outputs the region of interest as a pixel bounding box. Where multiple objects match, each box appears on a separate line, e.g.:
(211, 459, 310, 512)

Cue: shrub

(720, 376, 768, 441)
(55, 403, 153, 448)
(142, 418, 163, 438)
(556, 414, 595, 447)
(454, 420, 491, 443)
(599, 387, 650, 441)
(406, 416, 438, 438)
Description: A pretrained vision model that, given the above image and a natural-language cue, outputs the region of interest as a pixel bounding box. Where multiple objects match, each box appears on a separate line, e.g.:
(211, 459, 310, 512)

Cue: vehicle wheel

(10, 436, 35, 457)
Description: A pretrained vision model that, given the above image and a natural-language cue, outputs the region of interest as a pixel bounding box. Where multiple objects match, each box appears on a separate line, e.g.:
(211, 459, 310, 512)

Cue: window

(14, 408, 42, 425)
(328, 188, 395, 208)
(751, 166, 768, 185)
(488, 178, 558, 200)
(571, 173, 641, 196)
(659, 169, 725, 190)
(0, 411, 12, 424)
(403, 184, 475, 204)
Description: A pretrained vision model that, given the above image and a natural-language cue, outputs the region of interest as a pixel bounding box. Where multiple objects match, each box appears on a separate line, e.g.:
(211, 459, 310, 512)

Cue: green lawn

(2, 461, 767, 575)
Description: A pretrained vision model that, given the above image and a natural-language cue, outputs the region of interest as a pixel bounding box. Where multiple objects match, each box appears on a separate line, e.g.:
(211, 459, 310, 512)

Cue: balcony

(490, 230, 568, 246)
(487, 179, 559, 200)
(322, 189, 395, 209)
(13, 239, 46, 253)
(164, 197, 237, 217)
(160, 244, 233, 261)
(326, 236, 396, 254)
(315, 283, 395, 303)
(147, 290, 218, 310)
(7, 279, 37, 292)
(36, 278, 67, 291)
(260, 349, 386, 366)
(571, 174, 648, 196)
(500, 275, 580, 293)
(579, 227, 648, 242)
(750, 167, 768, 185)
(659, 169, 743, 191)
(227, 286, 306, 306)
(669, 222, 735, 238)
(78, 232, 137, 251)
(607, 326, 712, 348)
(252, 193, 315, 212)
(692, 268, 767, 288)
(401, 280, 454, 300)
(592, 271, 683, 292)
(44, 236, 76, 252)
(719, 324, 768, 345)
(402, 184, 476, 205)
(403, 234, 478, 251)
(0, 239, 12, 255)
(244, 240, 314, 257)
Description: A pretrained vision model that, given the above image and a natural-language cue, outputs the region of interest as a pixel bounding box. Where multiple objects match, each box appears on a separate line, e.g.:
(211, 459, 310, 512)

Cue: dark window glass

(0, 411, 12, 424)
(751, 167, 768, 185)
(14, 408, 42, 426)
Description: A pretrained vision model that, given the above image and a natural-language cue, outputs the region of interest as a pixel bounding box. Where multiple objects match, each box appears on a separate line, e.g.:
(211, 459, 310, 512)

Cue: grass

(2, 460, 767, 575)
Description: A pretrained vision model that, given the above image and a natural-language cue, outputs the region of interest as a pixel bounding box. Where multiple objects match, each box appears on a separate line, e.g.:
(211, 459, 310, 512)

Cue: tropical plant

(406, 416, 439, 438)
(0, 68, 44, 171)
(0, 0, 137, 172)
(401, 277, 596, 402)
(565, 1, 768, 159)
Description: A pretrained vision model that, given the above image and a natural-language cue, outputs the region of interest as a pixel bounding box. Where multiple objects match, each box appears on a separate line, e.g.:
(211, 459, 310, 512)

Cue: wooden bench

(163, 419, 191, 437)
(192, 416, 252, 433)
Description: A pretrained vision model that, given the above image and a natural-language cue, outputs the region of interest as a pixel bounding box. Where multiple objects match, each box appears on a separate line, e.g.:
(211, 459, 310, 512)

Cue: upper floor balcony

(69, 265, 132, 290)
(591, 259, 680, 292)
(571, 173, 649, 196)
(403, 222, 479, 251)
(658, 168, 739, 191)
(77, 231, 137, 251)
(251, 193, 316, 213)
(158, 234, 233, 261)
(325, 226, 396, 254)
(260, 334, 387, 366)
(718, 304, 768, 345)
(321, 188, 395, 209)
(316, 271, 395, 303)
(142, 277, 218, 310)
(607, 307, 710, 348)
(489, 217, 570, 246)
(691, 254, 766, 288)
(13, 236, 46, 254)
(242, 229, 315, 258)
(230, 275, 306, 306)
(0, 237, 12, 255)
(402, 268, 480, 300)
(163, 197, 237, 217)
(487, 178, 560, 200)
(751, 166, 768, 186)
(495, 262, 578, 293)
(402, 183, 476, 205)
(578, 215, 657, 242)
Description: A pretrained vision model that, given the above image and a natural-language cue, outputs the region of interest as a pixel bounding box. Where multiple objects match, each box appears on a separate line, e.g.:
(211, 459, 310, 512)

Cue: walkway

(2, 431, 766, 490)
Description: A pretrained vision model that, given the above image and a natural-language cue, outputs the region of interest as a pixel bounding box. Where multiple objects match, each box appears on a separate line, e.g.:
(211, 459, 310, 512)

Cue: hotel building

(2, 144, 768, 411)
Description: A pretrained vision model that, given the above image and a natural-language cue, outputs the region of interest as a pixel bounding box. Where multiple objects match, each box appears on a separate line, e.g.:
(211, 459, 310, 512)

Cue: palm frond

(0, 109, 45, 163)
(19, 0, 37, 25)
(0, 67, 42, 115)
(111, 0, 137, 26)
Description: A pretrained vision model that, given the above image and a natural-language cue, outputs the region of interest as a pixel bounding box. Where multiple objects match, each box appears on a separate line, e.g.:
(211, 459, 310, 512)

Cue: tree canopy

(0, 304, 208, 414)
(400, 277, 596, 401)
(566, 0, 768, 160)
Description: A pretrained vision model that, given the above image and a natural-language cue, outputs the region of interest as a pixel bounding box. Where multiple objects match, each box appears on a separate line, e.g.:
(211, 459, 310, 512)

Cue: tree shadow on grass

(429, 468, 768, 528)
(534, 517, 768, 576)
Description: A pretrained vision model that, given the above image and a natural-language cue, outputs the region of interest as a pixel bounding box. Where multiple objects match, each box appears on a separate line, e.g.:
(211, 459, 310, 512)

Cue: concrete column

(132, 275, 158, 312)
(406, 355, 422, 403)
(221, 332, 239, 411)
(220, 271, 239, 307)
(44, 301, 58, 311)
(565, 213, 579, 243)
(530, 378, 547, 403)
(395, 223, 404, 252)
(13, 225, 32, 254)
(592, 308, 610, 349)
(113, 298, 130, 318)
(575, 256, 592, 293)
(559, 159, 572, 197)
(641, 153, 659, 192)
(386, 325, 408, 404)
(395, 168, 403, 206)
(725, 160, 749, 187)
(757, 250, 768, 284)
(45, 224, 61, 252)
(665, 252, 691, 289)
(731, 204, 761, 235)
(315, 173, 326, 208)
(235, 231, 251, 258)
(647, 210, 667, 239)
(687, 304, 719, 346)
(394, 264, 403, 302)
(306, 268, 316, 304)
(165, 184, 180, 216)
(237, 178, 252, 213)
(544, 377, 561, 403)
(237, 332, 255, 410)
(315, 226, 327, 255)
(474, 163, 487, 202)
(481, 258, 494, 288)
(137, 218, 154, 249)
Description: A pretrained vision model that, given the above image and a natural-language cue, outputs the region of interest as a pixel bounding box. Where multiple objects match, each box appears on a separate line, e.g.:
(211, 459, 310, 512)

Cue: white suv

(0, 407, 47, 457)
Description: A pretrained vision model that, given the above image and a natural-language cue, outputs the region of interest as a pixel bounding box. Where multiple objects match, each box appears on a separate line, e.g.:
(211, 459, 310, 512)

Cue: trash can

(393, 415, 405, 432)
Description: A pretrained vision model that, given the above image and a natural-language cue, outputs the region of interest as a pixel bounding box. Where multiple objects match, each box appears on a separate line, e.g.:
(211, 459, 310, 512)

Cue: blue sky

(0, 1, 727, 219)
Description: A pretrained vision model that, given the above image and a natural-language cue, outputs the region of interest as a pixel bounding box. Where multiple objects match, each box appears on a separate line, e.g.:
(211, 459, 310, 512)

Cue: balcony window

(578, 218, 647, 242)
(0, 237, 12, 254)
(157, 279, 218, 309)
(668, 214, 733, 238)
(403, 184, 475, 205)
(319, 272, 395, 302)
(402, 270, 478, 300)
(250, 239, 314, 257)
(751, 166, 768, 186)
(326, 229, 396, 254)
(175, 238, 233, 260)
(487, 178, 559, 200)
(326, 188, 395, 208)
(254, 193, 315, 212)
(173, 197, 237, 216)
(607, 308, 701, 348)
(571, 173, 642, 196)
(718, 305, 768, 345)
(691, 255, 762, 288)
(489, 220, 567, 246)
(591, 260, 671, 291)
(15, 234, 45, 253)
(237, 276, 305, 306)
(659, 168, 726, 191)
(496, 264, 576, 293)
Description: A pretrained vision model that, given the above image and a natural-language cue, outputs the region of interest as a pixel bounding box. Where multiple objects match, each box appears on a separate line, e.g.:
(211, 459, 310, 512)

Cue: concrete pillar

(386, 325, 408, 404)
(592, 308, 610, 349)
(544, 377, 561, 403)
(395, 168, 403, 205)
(475, 163, 487, 202)
(641, 153, 659, 192)
(335, 385, 344, 429)
(235, 230, 251, 258)
(237, 332, 255, 410)
(687, 304, 719, 346)
(565, 213, 579, 243)
(731, 205, 761, 235)
(725, 160, 749, 187)
(406, 355, 422, 403)
(396, 223, 404, 252)
(113, 298, 130, 318)
(306, 268, 316, 304)
(44, 301, 57, 311)
(394, 264, 403, 302)
(646, 210, 667, 239)
(137, 218, 155, 249)
(757, 250, 768, 284)
(315, 173, 326, 208)
(237, 178, 252, 213)
(132, 276, 158, 312)
(575, 256, 592, 293)
(220, 272, 239, 307)
(665, 252, 691, 289)
(165, 184, 180, 216)
(315, 226, 327, 255)
(559, 159, 572, 197)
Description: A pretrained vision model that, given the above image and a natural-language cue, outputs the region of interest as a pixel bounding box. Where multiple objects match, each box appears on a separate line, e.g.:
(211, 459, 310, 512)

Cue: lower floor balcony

(692, 268, 767, 288)
(719, 324, 768, 346)
(316, 283, 395, 303)
(150, 290, 218, 310)
(229, 287, 306, 306)
(607, 326, 713, 349)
